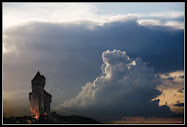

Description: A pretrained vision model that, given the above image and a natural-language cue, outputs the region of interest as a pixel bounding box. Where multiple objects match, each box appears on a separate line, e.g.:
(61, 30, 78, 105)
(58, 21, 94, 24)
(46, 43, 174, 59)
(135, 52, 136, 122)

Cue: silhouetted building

(29, 71, 52, 119)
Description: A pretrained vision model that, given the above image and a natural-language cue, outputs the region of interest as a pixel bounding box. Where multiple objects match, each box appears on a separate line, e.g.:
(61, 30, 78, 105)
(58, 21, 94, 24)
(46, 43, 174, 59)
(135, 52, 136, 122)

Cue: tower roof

(32, 71, 45, 81)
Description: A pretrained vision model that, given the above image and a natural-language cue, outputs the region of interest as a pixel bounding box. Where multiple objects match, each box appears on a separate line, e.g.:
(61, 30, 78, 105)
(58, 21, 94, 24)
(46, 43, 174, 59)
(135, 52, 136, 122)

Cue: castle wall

(44, 93, 51, 115)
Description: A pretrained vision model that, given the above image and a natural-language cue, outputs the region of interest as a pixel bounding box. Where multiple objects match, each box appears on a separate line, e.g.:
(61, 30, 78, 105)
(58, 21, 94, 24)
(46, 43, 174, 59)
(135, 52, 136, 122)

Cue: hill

(3, 112, 101, 124)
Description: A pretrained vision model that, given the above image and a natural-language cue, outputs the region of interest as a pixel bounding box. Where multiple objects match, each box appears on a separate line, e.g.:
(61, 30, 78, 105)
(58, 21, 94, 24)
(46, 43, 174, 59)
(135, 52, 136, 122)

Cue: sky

(3, 2, 184, 123)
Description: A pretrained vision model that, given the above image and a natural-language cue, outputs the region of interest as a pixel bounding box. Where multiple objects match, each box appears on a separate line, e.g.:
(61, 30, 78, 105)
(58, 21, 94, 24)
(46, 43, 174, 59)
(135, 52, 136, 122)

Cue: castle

(29, 71, 52, 119)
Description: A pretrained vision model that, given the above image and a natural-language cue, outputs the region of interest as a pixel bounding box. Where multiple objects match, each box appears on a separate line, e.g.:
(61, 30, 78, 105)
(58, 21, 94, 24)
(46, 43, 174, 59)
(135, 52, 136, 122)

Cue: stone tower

(29, 71, 52, 119)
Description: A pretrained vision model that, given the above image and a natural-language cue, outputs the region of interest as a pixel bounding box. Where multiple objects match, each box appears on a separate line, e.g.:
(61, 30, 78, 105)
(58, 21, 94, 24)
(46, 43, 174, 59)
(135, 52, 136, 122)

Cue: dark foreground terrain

(3, 112, 101, 124)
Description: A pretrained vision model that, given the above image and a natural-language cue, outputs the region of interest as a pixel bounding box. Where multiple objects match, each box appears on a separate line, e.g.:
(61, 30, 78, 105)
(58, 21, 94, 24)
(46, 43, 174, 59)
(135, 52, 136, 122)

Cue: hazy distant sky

(3, 2, 184, 123)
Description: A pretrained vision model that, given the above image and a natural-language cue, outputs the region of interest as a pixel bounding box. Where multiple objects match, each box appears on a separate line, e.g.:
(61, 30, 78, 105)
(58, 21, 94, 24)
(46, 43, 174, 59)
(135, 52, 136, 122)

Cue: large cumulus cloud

(55, 49, 182, 122)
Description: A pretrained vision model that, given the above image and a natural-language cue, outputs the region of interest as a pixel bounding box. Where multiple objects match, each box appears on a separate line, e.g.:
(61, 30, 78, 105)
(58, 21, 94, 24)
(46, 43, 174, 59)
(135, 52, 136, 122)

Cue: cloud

(3, 2, 184, 31)
(164, 21, 184, 30)
(3, 15, 184, 73)
(158, 71, 184, 89)
(55, 49, 182, 122)
(173, 103, 184, 107)
(153, 70, 184, 114)
(3, 3, 99, 28)
(178, 88, 184, 93)
(3, 15, 184, 119)
(138, 19, 184, 30)
(108, 14, 137, 23)
(138, 19, 161, 26)
(179, 75, 184, 79)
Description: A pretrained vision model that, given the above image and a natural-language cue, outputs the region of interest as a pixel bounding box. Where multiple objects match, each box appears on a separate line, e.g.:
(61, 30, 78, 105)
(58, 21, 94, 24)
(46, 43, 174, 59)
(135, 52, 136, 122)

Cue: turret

(31, 71, 46, 88)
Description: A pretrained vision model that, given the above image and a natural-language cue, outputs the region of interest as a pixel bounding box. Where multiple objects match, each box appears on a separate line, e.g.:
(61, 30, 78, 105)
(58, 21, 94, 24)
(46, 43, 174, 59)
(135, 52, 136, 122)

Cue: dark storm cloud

(179, 75, 184, 79)
(173, 103, 184, 107)
(178, 88, 184, 93)
(4, 18, 184, 74)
